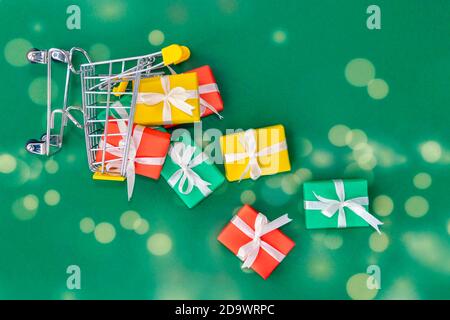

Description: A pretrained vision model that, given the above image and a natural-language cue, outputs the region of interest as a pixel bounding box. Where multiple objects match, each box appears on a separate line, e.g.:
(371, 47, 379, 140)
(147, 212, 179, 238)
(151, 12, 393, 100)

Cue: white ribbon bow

(167, 142, 212, 196)
(223, 129, 288, 181)
(100, 118, 166, 200)
(231, 212, 292, 269)
(198, 83, 223, 119)
(137, 76, 198, 124)
(304, 179, 383, 233)
(167, 66, 223, 119)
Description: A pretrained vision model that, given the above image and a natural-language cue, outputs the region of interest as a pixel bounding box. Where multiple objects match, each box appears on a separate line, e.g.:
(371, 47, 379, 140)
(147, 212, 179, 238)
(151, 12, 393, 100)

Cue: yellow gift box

(220, 124, 291, 182)
(134, 73, 200, 125)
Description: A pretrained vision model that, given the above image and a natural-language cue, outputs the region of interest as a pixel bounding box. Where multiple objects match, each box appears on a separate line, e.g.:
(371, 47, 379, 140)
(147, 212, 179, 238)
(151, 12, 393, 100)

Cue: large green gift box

(303, 179, 383, 232)
(161, 136, 225, 208)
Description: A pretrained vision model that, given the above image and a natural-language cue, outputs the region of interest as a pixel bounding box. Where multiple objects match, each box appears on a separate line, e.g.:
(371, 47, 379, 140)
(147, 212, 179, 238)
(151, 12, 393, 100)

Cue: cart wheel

(25, 139, 45, 155)
(27, 48, 46, 64)
(50, 49, 68, 63)
(40, 133, 59, 146)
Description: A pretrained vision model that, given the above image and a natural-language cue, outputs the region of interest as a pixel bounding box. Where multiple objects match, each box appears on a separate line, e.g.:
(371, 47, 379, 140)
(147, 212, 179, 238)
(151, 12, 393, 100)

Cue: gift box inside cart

(25, 44, 191, 199)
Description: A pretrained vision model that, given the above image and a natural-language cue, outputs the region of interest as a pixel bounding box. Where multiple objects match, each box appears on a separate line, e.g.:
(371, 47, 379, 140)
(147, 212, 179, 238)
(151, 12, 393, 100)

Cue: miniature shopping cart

(26, 44, 190, 181)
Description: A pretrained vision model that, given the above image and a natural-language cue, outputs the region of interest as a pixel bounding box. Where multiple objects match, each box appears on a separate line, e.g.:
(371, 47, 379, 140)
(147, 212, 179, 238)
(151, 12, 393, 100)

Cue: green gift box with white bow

(303, 179, 383, 232)
(161, 136, 225, 208)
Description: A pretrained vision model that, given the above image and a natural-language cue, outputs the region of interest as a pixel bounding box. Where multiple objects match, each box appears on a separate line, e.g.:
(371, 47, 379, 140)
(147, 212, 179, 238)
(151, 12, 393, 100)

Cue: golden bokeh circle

(346, 273, 378, 300)
(345, 58, 376, 87)
(369, 232, 389, 252)
(413, 172, 432, 190)
(419, 141, 442, 163)
(405, 196, 429, 218)
(372, 195, 394, 216)
(147, 233, 172, 256)
(328, 124, 351, 147)
(94, 222, 116, 244)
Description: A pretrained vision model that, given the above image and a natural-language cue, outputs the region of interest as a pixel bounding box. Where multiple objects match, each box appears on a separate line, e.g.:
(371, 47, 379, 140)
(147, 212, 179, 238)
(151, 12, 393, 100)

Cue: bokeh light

(369, 232, 389, 252)
(323, 234, 343, 250)
(307, 255, 333, 280)
(44, 189, 60, 206)
(413, 172, 432, 189)
(148, 30, 165, 46)
(0, 153, 17, 173)
(218, 0, 238, 14)
(12, 195, 38, 220)
(4, 38, 33, 67)
(133, 218, 149, 235)
(94, 0, 126, 21)
(44, 159, 59, 174)
(311, 150, 333, 168)
(372, 195, 394, 216)
(367, 79, 389, 100)
(89, 43, 111, 61)
(345, 58, 375, 87)
(345, 129, 368, 149)
(383, 278, 419, 300)
(80, 217, 95, 234)
(94, 222, 116, 244)
(272, 29, 287, 44)
(28, 77, 58, 106)
(405, 196, 429, 218)
(240, 190, 256, 205)
(120, 210, 140, 230)
(298, 138, 313, 157)
(167, 3, 188, 24)
(419, 141, 442, 163)
(147, 233, 172, 256)
(328, 124, 351, 147)
(402, 232, 450, 274)
(346, 273, 378, 300)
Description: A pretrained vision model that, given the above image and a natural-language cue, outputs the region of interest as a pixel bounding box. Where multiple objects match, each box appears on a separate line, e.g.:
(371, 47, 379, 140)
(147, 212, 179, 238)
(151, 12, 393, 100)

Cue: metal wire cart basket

(26, 44, 190, 182)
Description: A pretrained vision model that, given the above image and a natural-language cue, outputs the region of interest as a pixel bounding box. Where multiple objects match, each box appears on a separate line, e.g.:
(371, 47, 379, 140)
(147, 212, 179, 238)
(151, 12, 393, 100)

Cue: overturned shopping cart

(26, 44, 190, 182)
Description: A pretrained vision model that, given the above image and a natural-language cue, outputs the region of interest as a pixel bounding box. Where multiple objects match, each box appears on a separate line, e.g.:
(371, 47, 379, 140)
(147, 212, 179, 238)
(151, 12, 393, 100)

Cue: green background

(1, 0, 449, 299)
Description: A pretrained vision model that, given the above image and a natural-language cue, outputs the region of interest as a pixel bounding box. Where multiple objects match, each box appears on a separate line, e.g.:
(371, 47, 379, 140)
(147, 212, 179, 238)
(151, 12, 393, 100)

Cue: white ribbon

(304, 179, 383, 233)
(167, 142, 212, 196)
(223, 129, 288, 181)
(110, 100, 129, 118)
(231, 212, 292, 269)
(100, 120, 166, 200)
(198, 83, 223, 119)
(137, 76, 198, 124)
(167, 66, 223, 119)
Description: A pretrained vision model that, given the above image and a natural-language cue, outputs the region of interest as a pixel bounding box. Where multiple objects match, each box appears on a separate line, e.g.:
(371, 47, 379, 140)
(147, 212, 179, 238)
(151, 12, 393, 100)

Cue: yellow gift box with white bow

(134, 73, 200, 125)
(220, 125, 291, 182)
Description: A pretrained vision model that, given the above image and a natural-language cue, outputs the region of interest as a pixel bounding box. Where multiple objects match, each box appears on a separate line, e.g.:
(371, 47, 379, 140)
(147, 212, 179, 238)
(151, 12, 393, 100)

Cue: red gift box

(218, 205, 295, 279)
(188, 65, 224, 118)
(164, 65, 223, 128)
(95, 118, 171, 180)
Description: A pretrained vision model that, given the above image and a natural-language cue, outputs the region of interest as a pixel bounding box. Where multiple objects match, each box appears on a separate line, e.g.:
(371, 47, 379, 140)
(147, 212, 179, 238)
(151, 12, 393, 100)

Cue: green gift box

(96, 95, 132, 126)
(303, 179, 383, 232)
(161, 136, 225, 208)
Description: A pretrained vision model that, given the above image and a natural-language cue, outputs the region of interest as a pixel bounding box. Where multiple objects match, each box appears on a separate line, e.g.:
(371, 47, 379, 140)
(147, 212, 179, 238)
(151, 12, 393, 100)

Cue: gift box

(95, 118, 171, 199)
(187, 65, 224, 118)
(303, 179, 383, 232)
(218, 205, 295, 279)
(134, 73, 200, 126)
(220, 125, 291, 182)
(95, 95, 132, 126)
(161, 136, 225, 208)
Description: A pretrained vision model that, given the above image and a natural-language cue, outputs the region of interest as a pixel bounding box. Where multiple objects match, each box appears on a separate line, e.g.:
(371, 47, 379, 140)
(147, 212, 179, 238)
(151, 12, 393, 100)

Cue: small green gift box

(303, 179, 382, 232)
(96, 95, 131, 127)
(161, 136, 225, 208)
